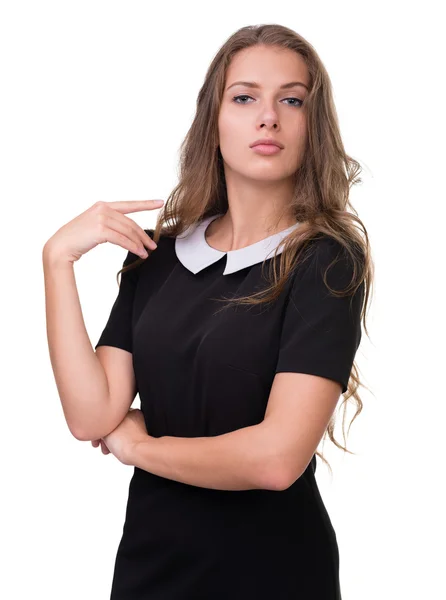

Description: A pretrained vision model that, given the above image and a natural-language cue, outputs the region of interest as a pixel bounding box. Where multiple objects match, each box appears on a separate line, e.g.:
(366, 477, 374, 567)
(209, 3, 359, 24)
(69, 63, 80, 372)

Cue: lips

(251, 144, 282, 155)
(250, 138, 284, 149)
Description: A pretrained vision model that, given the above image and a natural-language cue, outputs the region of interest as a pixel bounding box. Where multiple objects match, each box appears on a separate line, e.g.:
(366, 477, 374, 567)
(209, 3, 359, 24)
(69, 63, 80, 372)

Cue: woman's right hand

(43, 199, 164, 264)
(91, 438, 110, 455)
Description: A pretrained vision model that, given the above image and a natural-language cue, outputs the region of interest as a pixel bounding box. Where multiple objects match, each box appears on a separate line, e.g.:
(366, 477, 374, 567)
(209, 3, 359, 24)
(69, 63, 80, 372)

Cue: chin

(246, 166, 292, 182)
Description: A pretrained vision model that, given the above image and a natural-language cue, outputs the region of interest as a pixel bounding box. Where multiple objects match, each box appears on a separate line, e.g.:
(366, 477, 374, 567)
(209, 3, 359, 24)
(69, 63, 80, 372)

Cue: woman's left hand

(99, 408, 150, 466)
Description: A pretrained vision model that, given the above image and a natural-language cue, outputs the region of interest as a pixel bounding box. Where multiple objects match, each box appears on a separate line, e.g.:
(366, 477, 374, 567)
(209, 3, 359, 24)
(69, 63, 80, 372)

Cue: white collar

(175, 214, 301, 275)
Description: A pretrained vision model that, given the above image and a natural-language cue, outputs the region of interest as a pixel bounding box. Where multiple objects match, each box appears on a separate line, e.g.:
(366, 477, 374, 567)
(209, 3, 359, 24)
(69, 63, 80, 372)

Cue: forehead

(225, 46, 310, 88)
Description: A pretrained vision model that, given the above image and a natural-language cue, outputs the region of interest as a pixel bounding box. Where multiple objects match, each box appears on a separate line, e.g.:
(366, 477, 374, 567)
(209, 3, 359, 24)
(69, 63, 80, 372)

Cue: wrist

(42, 243, 74, 269)
(126, 435, 153, 467)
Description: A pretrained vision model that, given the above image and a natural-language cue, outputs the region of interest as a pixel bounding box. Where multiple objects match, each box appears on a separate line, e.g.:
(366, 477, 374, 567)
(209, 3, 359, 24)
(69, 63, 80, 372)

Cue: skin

(208, 44, 310, 251)
(101, 409, 149, 465)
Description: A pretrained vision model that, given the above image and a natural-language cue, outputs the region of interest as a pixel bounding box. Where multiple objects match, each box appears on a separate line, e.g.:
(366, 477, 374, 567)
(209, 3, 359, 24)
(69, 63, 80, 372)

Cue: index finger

(109, 199, 165, 214)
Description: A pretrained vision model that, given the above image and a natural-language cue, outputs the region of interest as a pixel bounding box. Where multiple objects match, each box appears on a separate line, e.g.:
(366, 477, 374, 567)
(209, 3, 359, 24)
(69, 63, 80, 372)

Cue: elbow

(254, 425, 299, 491)
(269, 468, 295, 492)
(269, 466, 302, 491)
(256, 454, 295, 492)
(67, 421, 110, 442)
(68, 423, 94, 442)
(66, 409, 118, 442)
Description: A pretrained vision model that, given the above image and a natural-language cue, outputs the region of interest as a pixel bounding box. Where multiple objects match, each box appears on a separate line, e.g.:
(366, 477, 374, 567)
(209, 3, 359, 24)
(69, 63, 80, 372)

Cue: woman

(43, 23, 373, 599)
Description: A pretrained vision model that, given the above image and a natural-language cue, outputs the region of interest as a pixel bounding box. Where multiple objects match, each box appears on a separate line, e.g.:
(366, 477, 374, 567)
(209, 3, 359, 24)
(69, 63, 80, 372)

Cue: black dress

(95, 214, 364, 599)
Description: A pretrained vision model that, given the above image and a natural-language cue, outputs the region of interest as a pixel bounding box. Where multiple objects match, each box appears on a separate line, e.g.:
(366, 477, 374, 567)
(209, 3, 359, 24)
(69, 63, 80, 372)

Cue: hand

(91, 438, 110, 455)
(94, 408, 150, 466)
(42, 199, 164, 265)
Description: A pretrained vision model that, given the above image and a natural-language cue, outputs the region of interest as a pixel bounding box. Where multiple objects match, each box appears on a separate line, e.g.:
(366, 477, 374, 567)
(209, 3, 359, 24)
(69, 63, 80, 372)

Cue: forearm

(42, 245, 110, 440)
(128, 422, 284, 492)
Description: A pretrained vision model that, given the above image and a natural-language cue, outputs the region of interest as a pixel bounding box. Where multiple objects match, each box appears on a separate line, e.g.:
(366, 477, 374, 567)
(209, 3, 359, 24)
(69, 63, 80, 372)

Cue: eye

(283, 97, 304, 107)
(232, 94, 304, 108)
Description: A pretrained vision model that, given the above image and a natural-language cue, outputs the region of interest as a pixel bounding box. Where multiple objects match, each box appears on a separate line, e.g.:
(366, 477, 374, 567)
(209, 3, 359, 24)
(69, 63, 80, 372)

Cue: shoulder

(119, 229, 162, 279)
(306, 234, 354, 262)
(293, 235, 364, 295)
(121, 229, 155, 271)
(123, 227, 172, 270)
(143, 227, 175, 242)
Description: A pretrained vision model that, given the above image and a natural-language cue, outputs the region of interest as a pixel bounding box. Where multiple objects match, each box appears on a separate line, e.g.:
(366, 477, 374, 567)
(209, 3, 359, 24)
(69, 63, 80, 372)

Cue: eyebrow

(226, 80, 309, 92)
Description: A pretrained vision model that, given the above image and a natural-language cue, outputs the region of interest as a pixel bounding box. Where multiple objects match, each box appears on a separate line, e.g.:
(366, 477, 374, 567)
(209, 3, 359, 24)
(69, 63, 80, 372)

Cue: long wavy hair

(116, 23, 374, 473)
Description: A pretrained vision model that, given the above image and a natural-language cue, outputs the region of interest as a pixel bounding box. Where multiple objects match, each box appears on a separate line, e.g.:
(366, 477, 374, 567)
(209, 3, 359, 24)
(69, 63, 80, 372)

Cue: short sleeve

(94, 230, 153, 353)
(275, 238, 364, 394)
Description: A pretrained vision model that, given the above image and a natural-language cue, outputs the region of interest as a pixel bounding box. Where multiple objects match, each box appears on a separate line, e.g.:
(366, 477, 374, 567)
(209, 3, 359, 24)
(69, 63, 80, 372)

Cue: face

(217, 45, 310, 183)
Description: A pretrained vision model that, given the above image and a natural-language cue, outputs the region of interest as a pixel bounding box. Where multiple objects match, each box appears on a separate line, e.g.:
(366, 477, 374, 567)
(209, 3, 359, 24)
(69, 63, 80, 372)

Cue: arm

(43, 245, 111, 440)
(128, 421, 286, 492)
(126, 374, 343, 493)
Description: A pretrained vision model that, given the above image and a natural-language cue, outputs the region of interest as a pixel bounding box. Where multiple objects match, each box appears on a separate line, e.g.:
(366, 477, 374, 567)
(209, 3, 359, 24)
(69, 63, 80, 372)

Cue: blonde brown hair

(117, 24, 374, 472)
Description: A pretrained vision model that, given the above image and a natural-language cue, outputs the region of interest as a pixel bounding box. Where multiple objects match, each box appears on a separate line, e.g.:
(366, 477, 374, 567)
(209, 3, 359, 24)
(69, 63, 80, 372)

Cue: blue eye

(232, 94, 303, 107)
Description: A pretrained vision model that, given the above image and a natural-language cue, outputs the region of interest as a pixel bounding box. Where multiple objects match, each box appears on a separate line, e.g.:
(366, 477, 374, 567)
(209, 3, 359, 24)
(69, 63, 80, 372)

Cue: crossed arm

(127, 372, 342, 492)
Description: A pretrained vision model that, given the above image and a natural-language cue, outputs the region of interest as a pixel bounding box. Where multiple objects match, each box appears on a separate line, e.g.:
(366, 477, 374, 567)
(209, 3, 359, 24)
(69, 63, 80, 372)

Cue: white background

(1, 1, 445, 598)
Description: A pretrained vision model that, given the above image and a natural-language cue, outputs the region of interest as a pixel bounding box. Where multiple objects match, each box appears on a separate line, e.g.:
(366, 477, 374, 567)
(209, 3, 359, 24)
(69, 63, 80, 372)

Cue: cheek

(283, 122, 307, 167)
(218, 111, 243, 148)
(218, 119, 248, 165)
(292, 130, 308, 161)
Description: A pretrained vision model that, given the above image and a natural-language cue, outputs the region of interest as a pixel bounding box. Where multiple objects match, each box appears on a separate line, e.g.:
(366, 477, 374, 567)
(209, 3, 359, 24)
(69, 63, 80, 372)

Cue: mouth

(250, 138, 284, 150)
(250, 144, 283, 155)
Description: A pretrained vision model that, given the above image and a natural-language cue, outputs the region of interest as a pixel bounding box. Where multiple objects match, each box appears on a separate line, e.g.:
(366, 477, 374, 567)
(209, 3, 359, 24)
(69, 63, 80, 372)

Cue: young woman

(43, 23, 373, 600)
